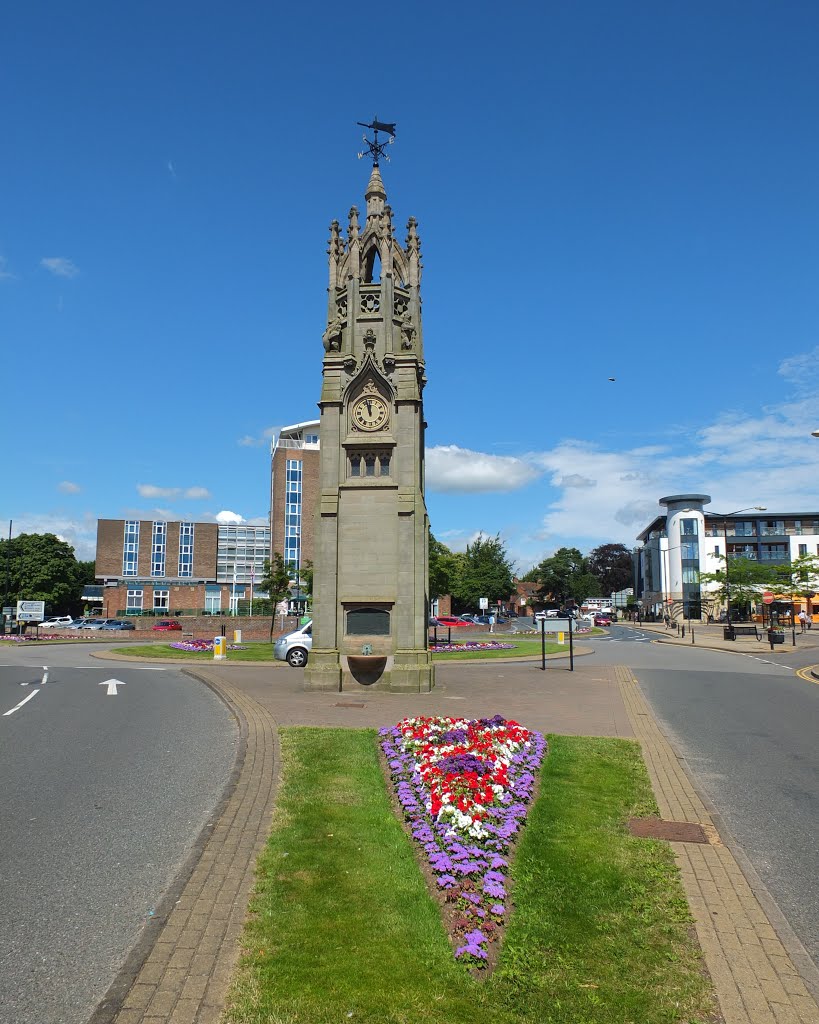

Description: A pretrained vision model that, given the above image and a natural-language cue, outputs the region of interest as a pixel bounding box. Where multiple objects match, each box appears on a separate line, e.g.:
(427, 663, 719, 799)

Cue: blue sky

(2, 1, 818, 569)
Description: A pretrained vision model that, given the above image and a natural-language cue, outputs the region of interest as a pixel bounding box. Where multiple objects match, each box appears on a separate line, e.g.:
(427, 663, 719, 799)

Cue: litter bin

(723, 627, 735, 641)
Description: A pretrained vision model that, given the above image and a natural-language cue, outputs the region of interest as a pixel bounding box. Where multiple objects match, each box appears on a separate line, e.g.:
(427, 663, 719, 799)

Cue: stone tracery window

(348, 451, 391, 479)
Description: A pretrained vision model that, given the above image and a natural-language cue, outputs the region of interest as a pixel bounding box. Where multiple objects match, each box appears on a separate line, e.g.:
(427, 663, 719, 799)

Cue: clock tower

(303, 129, 434, 692)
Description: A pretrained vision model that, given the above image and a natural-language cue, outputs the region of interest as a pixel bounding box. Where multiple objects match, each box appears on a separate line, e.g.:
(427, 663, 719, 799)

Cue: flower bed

(169, 638, 247, 652)
(429, 641, 515, 652)
(380, 715, 546, 967)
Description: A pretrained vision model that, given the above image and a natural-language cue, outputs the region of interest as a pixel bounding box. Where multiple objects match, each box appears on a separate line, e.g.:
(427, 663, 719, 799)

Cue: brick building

(95, 519, 270, 617)
(269, 420, 320, 573)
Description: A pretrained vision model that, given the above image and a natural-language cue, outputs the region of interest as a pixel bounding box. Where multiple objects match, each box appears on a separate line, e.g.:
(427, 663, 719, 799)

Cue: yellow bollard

(214, 636, 226, 660)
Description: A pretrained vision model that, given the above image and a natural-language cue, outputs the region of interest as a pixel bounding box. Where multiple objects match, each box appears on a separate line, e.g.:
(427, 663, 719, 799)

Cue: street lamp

(712, 506, 767, 629)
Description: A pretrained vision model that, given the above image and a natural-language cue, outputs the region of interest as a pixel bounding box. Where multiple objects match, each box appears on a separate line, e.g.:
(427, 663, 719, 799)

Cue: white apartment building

(635, 494, 819, 621)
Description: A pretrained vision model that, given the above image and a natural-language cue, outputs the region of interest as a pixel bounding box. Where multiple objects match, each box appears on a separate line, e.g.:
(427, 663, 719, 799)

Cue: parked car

(100, 620, 136, 630)
(64, 617, 91, 629)
(594, 614, 612, 626)
(458, 614, 478, 623)
(83, 618, 124, 630)
(39, 615, 74, 629)
(152, 619, 182, 631)
(434, 616, 470, 628)
(274, 620, 312, 667)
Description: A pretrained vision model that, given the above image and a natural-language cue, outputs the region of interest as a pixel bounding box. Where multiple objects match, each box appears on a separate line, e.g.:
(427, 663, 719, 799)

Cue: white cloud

(238, 427, 278, 448)
(426, 445, 542, 493)
(57, 480, 81, 494)
(7, 512, 97, 560)
(136, 483, 211, 500)
(40, 257, 79, 278)
(215, 510, 245, 524)
(0, 256, 16, 281)
(778, 346, 819, 392)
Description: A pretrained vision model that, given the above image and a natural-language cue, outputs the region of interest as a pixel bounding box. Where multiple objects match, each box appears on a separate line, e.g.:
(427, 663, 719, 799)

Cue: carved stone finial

(348, 207, 360, 240)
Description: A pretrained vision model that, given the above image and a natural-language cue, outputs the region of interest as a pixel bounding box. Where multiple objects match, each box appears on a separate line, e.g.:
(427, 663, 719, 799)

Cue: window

(350, 454, 361, 477)
(305, 433, 319, 445)
(126, 589, 143, 612)
(346, 607, 390, 636)
(380, 453, 390, 476)
(680, 518, 698, 536)
(178, 522, 194, 576)
(714, 545, 720, 557)
(365, 454, 376, 476)
(123, 521, 139, 576)
(284, 459, 302, 570)
(680, 540, 699, 560)
(682, 567, 698, 583)
(153, 589, 169, 611)
(798, 544, 807, 556)
(348, 450, 391, 479)
(205, 585, 221, 614)
(151, 521, 167, 576)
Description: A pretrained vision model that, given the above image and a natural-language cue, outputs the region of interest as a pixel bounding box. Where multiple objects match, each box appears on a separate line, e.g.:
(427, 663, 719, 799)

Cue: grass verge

(120, 642, 278, 661)
(224, 728, 717, 1024)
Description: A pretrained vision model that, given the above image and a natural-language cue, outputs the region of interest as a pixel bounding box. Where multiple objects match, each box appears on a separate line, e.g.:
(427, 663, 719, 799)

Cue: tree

(428, 533, 463, 602)
(771, 553, 819, 619)
(452, 533, 514, 611)
(697, 556, 772, 614)
(0, 533, 89, 614)
(532, 547, 592, 605)
(258, 553, 292, 640)
(586, 543, 634, 596)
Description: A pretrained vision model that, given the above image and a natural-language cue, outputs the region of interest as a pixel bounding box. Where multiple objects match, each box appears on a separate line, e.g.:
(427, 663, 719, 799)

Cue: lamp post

(712, 506, 767, 629)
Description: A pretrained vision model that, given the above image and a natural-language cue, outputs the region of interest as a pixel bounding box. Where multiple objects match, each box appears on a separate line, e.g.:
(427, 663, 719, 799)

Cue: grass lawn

(431, 638, 567, 660)
(111, 639, 577, 662)
(224, 728, 717, 1024)
(121, 641, 279, 661)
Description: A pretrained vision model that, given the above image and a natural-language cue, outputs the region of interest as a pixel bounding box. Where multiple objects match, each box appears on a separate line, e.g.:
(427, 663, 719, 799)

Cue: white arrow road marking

(100, 679, 126, 695)
(4, 690, 40, 716)
(41, 667, 48, 685)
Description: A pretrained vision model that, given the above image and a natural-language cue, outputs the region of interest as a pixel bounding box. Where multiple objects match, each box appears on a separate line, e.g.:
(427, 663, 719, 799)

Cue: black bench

(723, 625, 760, 640)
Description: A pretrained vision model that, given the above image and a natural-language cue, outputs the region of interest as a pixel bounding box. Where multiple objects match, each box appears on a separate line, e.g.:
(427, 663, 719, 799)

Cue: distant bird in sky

(608, 377, 616, 382)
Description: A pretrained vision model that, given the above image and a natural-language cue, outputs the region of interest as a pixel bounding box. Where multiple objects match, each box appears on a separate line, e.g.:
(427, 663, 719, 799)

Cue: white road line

(4, 690, 40, 716)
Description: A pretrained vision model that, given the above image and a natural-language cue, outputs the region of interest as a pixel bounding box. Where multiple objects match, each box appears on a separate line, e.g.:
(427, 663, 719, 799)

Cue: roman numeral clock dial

(353, 395, 389, 431)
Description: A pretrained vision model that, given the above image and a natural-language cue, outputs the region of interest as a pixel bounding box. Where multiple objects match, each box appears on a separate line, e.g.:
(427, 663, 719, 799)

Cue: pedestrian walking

(799, 609, 808, 633)
(488, 613, 495, 633)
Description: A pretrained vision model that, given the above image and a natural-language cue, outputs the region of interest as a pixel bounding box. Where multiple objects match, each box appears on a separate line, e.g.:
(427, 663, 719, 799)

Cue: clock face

(353, 395, 389, 431)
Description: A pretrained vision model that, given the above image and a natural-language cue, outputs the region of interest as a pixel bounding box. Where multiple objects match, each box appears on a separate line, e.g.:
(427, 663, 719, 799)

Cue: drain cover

(334, 702, 366, 708)
(628, 818, 709, 843)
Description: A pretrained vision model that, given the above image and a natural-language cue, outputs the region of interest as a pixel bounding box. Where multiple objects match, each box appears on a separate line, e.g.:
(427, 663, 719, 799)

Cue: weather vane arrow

(357, 116, 396, 166)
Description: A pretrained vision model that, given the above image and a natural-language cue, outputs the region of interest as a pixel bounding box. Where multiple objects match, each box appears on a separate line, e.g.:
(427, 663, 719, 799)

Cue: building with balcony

(269, 420, 320, 574)
(635, 495, 819, 621)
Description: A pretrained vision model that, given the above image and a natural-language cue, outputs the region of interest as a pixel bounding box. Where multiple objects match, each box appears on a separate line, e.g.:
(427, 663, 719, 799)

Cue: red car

(593, 614, 612, 626)
(433, 616, 470, 628)
(152, 619, 182, 631)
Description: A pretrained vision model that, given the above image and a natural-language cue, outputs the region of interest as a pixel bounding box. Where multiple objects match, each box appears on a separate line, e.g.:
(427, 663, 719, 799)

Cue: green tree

(453, 533, 514, 611)
(0, 533, 88, 614)
(697, 556, 772, 614)
(532, 547, 593, 605)
(258, 552, 293, 640)
(428, 533, 463, 601)
(771, 553, 819, 618)
(586, 543, 634, 596)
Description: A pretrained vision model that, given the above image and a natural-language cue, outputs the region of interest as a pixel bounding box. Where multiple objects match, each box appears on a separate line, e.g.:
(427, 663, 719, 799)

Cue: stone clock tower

(303, 133, 434, 693)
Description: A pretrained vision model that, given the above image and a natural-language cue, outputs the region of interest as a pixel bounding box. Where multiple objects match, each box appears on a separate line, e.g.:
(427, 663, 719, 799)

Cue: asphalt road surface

(0, 647, 237, 1024)
(590, 625, 819, 969)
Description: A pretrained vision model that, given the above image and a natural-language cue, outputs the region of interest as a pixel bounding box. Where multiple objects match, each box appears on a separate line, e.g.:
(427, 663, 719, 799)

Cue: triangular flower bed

(379, 715, 547, 968)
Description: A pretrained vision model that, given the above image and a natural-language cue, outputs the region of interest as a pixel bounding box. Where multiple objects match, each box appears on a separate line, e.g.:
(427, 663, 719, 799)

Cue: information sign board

(17, 600, 45, 622)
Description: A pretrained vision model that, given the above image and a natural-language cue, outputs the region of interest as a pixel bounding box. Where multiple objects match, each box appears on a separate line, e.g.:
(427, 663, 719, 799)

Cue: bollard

(234, 629, 242, 644)
(681, 625, 685, 639)
(214, 636, 226, 660)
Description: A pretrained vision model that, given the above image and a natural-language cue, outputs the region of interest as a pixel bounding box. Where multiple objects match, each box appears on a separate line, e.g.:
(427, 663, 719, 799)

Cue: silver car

(273, 621, 312, 667)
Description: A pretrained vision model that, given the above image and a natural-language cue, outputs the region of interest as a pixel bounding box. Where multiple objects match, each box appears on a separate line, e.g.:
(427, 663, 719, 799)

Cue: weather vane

(357, 116, 396, 166)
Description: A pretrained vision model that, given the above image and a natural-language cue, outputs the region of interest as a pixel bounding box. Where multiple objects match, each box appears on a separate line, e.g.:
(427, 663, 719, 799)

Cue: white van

(273, 621, 312, 667)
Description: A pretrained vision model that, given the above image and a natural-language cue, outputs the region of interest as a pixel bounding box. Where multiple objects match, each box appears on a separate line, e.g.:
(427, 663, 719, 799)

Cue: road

(589, 624, 819, 969)
(0, 642, 237, 1024)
